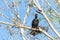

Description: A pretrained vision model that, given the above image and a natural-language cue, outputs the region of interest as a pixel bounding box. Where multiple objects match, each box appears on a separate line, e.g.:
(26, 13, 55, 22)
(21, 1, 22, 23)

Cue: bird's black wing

(30, 19, 40, 36)
(32, 19, 39, 28)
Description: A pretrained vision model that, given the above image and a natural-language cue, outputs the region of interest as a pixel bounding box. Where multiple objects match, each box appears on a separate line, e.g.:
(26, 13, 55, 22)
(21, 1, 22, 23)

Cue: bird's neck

(35, 16, 37, 19)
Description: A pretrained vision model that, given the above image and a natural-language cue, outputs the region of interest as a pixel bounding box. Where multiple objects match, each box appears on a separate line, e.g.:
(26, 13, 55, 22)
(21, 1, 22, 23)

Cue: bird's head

(35, 14, 38, 18)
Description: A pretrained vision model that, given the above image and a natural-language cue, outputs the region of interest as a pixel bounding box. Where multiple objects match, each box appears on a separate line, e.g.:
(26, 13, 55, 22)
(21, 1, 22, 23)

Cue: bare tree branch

(12, 0, 21, 23)
(0, 21, 13, 26)
(20, 0, 31, 40)
(0, 21, 55, 40)
(33, 0, 60, 38)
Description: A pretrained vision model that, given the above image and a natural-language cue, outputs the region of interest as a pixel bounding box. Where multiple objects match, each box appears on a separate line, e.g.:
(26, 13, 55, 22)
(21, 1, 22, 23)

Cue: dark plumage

(32, 14, 39, 28)
(30, 14, 41, 36)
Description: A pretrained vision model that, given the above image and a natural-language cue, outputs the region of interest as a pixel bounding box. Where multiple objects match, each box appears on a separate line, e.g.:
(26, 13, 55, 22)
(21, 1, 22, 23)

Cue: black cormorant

(32, 14, 39, 28)
(30, 14, 41, 36)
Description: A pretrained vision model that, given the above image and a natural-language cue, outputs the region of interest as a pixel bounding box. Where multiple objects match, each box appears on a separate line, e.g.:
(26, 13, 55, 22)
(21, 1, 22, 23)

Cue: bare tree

(0, 0, 60, 40)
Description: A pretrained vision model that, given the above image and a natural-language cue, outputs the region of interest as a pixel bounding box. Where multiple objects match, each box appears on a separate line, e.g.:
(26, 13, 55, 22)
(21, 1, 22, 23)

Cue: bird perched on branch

(30, 14, 41, 36)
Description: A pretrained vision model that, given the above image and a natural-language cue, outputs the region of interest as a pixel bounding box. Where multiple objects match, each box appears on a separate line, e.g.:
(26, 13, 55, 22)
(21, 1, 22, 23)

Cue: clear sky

(0, 0, 60, 40)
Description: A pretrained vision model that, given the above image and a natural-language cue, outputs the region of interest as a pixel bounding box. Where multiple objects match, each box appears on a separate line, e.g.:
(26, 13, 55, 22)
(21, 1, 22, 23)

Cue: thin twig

(2, 0, 14, 19)
(12, 0, 21, 23)
(0, 13, 10, 20)
(0, 21, 13, 26)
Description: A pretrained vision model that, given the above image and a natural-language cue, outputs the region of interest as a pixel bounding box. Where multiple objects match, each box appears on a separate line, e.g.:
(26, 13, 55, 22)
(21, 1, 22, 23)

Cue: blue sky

(0, 0, 60, 40)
